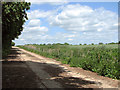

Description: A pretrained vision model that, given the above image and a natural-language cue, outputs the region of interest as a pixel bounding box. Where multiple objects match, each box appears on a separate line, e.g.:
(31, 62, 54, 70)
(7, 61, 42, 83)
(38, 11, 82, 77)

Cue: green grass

(17, 44, 120, 80)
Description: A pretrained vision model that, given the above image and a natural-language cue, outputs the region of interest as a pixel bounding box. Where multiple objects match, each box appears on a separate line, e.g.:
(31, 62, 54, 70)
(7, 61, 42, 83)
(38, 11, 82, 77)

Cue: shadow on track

(2, 47, 99, 89)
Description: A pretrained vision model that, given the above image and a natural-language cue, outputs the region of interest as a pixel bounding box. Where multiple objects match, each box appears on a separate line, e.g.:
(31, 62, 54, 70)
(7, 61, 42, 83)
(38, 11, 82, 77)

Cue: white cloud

(28, 19, 41, 27)
(27, 10, 55, 20)
(18, 18, 48, 43)
(23, 24, 48, 35)
(20, 39, 24, 41)
(15, 26, 48, 45)
(24, 18, 48, 33)
(14, 4, 118, 45)
(64, 35, 75, 38)
(49, 4, 118, 32)
(29, 26, 48, 32)
(26, 0, 68, 5)
(68, 39, 73, 41)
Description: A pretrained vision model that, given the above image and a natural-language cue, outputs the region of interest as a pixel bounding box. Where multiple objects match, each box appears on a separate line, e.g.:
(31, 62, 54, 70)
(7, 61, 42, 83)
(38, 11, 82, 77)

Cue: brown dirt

(2, 46, 120, 89)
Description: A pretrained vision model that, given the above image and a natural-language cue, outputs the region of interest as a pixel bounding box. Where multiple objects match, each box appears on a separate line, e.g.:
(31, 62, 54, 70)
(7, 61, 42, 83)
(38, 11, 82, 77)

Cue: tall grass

(17, 44, 120, 80)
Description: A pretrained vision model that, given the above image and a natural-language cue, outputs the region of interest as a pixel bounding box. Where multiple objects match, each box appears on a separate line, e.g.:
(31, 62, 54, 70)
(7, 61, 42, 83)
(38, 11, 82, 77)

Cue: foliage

(99, 42, 103, 45)
(17, 44, 120, 80)
(2, 2, 30, 58)
(11, 42, 15, 46)
(91, 43, 94, 45)
(64, 42, 69, 45)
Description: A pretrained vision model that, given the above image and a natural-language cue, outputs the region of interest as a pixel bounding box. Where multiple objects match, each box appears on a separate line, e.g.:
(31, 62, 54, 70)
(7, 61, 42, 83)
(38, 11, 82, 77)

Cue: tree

(99, 42, 103, 45)
(2, 2, 31, 58)
(64, 42, 69, 45)
(108, 42, 115, 44)
(47, 43, 51, 45)
(119, 41, 120, 44)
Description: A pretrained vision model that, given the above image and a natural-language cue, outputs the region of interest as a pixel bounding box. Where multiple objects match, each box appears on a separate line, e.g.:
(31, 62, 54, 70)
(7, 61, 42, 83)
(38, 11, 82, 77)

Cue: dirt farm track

(2, 46, 120, 89)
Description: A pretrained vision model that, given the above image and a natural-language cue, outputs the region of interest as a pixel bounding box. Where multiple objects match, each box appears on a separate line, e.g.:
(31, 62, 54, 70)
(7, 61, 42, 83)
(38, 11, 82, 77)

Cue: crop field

(17, 44, 120, 80)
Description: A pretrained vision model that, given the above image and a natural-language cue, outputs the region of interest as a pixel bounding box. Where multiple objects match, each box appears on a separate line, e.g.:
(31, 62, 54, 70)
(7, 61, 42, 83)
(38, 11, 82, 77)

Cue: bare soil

(2, 46, 120, 89)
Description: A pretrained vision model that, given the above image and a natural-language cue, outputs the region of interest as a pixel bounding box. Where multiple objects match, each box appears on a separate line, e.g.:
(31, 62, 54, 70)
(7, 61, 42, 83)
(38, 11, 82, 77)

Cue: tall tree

(2, 2, 31, 58)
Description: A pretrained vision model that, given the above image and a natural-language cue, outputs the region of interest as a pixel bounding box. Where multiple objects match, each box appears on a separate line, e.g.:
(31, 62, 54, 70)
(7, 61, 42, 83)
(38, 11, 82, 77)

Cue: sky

(14, 1, 118, 45)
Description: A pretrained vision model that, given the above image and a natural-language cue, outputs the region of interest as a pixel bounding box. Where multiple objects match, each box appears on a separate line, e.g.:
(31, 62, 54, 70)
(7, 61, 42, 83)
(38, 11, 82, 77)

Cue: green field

(17, 44, 120, 80)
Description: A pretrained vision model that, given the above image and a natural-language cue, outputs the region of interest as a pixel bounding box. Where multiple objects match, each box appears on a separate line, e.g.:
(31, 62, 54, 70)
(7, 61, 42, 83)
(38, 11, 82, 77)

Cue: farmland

(17, 44, 120, 80)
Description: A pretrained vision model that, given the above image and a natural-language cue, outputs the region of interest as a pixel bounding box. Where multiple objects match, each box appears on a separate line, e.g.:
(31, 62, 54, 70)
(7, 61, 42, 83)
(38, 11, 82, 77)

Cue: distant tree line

(27, 42, 70, 46)
(79, 42, 120, 45)
(26, 41, 120, 46)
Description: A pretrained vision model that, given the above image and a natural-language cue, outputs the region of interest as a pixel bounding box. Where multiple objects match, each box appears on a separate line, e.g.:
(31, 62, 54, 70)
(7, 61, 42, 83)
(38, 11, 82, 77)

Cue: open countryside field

(18, 44, 120, 80)
(3, 2, 120, 89)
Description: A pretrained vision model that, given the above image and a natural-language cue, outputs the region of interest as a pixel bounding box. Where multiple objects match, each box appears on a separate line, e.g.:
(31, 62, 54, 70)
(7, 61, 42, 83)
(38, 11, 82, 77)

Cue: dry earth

(2, 46, 120, 89)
